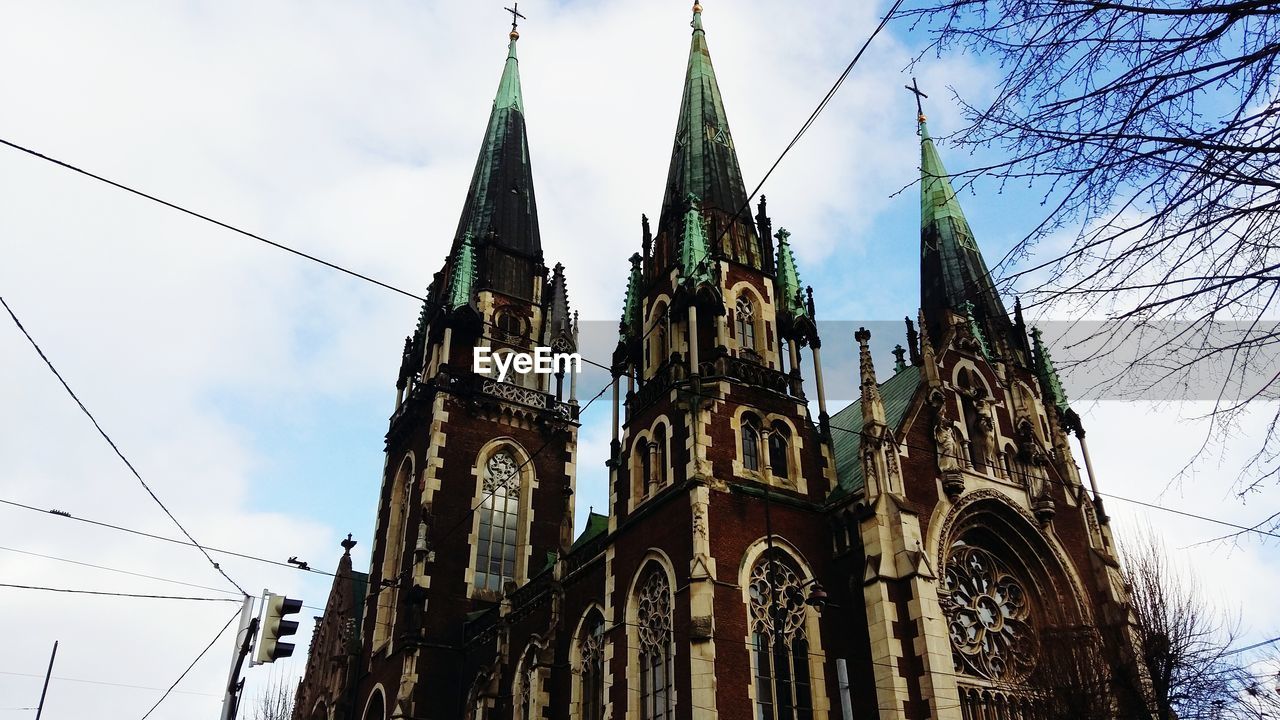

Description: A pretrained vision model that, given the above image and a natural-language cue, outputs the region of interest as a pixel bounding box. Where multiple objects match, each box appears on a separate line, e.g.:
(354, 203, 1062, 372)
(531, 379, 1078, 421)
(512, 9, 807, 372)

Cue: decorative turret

(916, 104, 1016, 357)
(678, 194, 714, 288)
(619, 253, 643, 340)
(856, 328, 887, 430)
(775, 229, 806, 321)
(546, 263, 574, 345)
(447, 232, 478, 310)
(1030, 327, 1069, 413)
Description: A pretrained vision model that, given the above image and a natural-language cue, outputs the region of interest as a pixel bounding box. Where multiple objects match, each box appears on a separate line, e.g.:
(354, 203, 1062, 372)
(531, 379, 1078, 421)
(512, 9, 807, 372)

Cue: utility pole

(34, 640, 57, 720)
(219, 595, 257, 720)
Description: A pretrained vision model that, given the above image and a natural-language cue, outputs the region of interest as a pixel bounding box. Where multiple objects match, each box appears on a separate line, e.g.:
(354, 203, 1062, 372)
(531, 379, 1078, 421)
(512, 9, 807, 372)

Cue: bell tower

(359, 20, 580, 719)
(603, 5, 840, 718)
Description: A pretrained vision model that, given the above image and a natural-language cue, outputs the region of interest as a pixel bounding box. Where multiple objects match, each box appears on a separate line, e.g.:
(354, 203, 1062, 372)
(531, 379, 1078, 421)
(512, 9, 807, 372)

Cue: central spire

(452, 29, 540, 260)
(917, 109, 1013, 354)
(658, 3, 753, 246)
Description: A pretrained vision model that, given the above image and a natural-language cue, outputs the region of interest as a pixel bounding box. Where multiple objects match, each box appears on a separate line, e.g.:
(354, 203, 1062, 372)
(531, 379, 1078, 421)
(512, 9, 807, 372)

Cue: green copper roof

(774, 228, 807, 320)
(918, 118, 1011, 346)
(1030, 327, 1070, 412)
(570, 512, 609, 554)
(829, 366, 922, 500)
(678, 194, 713, 286)
(658, 6, 752, 235)
(447, 232, 477, 309)
(452, 36, 540, 257)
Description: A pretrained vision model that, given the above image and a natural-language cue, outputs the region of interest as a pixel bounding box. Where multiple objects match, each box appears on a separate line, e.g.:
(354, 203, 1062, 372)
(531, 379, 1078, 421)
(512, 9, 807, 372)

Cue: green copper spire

(658, 3, 752, 238)
(774, 228, 808, 320)
(452, 32, 540, 258)
(918, 111, 1013, 350)
(678, 194, 713, 286)
(447, 232, 477, 309)
(1030, 327, 1070, 412)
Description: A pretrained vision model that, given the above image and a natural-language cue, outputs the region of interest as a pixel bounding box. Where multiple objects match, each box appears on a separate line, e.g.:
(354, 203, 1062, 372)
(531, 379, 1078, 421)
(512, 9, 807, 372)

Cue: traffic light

(254, 592, 303, 664)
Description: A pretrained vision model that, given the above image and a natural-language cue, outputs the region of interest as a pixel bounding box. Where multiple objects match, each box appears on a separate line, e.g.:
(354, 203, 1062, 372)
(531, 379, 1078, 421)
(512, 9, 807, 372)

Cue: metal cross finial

(505, 3, 526, 33)
(905, 77, 929, 121)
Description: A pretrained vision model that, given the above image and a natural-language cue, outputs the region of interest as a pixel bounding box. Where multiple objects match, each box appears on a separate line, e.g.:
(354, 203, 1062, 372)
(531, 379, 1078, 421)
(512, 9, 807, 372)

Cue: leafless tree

(246, 672, 296, 720)
(1021, 529, 1277, 719)
(896, 0, 1280, 505)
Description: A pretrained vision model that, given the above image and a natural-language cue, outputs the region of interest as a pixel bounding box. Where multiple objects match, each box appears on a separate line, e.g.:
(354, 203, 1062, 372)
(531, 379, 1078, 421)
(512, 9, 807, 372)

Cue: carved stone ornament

(484, 451, 520, 498)
(941, 544, 1038, 682)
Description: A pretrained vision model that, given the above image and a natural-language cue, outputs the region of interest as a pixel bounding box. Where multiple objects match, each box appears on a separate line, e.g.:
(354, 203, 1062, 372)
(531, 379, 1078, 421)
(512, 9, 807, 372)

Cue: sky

(0, 1, 1276, 717)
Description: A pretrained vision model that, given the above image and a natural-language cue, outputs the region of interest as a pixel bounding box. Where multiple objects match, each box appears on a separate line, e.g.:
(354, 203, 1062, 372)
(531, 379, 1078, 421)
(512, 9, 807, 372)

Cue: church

(291, 5, 1143, 719)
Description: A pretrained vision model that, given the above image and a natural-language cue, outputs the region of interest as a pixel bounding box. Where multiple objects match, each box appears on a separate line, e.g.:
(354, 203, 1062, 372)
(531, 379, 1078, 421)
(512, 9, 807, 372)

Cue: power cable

(0, 497, 337, 578)
(139, 606, 240, 719)
(0, 583, 241, 603)
(0, 670, 220, 698)
(0, 545, 246, 597)
(0, 139, 424, 303)
(1, 295, 248, 597)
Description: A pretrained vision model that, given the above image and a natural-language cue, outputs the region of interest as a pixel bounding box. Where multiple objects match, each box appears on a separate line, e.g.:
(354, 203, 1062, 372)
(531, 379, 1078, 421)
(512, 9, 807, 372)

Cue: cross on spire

(504, 3, 526, 39)
(905, 77, 928, 124)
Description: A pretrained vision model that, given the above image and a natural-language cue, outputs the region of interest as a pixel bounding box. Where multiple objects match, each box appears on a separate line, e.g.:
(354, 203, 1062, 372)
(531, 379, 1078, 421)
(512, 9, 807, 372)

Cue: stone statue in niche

(935, 414, 962, 473)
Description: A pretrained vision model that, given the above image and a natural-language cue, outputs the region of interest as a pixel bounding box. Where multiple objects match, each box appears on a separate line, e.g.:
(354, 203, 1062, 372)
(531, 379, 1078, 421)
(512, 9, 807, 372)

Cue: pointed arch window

(515, 645, 540, 720)
(375, 458, 413, 647)
(749, 551, 814, 720)
(637, 567, 674, 720)
(768, 424, 791, 480)
(736, 296, 757, 352)
(473, 450, 521, 593)
(637, 441, 654, 498)
(652, 424, 669, 489)
(578, 610, 605, 720)
(742, 417, 762, 472)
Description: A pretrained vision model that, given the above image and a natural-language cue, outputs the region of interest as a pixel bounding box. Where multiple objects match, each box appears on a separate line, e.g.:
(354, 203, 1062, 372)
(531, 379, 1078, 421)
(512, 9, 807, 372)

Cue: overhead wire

(0, 670, 220, 698)
(0, 497, 337, 578)
(1, 295, 248, 597)
(0, 583, 241, 603)
(139, 606, 241, 719)
(0, 545, 245, 597)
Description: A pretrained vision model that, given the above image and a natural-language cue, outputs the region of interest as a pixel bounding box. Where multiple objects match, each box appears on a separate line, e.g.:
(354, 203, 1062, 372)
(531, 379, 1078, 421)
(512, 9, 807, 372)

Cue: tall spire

(452, 29, 540, 259)
(658, 3, 753, 243)
(916, 105, 1012, 350)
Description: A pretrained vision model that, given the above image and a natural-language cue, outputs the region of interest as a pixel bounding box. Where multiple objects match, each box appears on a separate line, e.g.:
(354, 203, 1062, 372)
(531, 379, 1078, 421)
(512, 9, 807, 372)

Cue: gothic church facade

(293, 6, 1140, 720)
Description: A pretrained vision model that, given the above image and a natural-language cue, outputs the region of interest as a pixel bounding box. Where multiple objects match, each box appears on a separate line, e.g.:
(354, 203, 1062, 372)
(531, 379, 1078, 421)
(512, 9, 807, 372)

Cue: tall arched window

(363, 689, 387, 720)
(637, 566, 673, 720)
(637, 441, 654, 498)
(578, 610, 605, 720)
(736, 296, 757, 352)
(514, 645, 541, 720)
(375, 458, 413, 647)
(473, 450, 520, 593)
(652, 424, 668, 489)
(743, 416, 762, 472)
(749, 551, 814, 720)
(768, 424, 790, 480)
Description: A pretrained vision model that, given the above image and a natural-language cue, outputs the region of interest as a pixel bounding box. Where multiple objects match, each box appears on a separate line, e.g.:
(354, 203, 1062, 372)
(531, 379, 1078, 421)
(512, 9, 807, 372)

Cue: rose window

(941, 544, 1037, 681)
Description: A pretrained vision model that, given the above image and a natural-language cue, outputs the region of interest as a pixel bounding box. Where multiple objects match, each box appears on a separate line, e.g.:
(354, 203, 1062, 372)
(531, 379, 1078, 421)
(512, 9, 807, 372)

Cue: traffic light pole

(219, 595, 257, 720)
